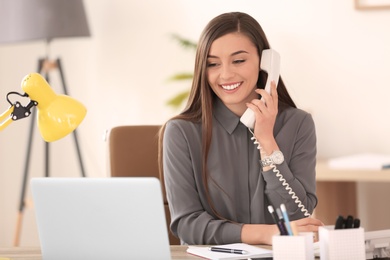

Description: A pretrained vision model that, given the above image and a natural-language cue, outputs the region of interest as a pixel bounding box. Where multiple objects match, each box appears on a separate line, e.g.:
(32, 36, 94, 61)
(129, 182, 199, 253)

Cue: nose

(220, 64, 234, 80)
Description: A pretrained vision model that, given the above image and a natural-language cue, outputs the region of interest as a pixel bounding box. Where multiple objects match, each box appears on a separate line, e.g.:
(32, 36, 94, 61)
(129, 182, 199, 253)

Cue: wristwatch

(261, 150, 284, 167)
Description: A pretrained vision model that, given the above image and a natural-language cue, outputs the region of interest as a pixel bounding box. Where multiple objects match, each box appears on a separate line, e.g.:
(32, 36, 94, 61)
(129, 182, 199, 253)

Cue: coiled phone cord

(249, 129, 311, 217)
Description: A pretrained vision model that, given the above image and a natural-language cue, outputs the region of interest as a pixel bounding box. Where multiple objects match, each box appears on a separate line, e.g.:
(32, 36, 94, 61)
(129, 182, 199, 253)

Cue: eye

(207, 62, 218, 68)
(233, 59, 246, 64)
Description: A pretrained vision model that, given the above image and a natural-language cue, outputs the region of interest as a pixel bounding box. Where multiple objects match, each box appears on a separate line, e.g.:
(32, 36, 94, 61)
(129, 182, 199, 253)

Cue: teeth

(221, 83, 240, 90)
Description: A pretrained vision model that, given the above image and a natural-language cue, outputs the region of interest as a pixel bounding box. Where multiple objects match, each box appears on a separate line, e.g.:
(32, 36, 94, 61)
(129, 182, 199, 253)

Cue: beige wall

(0, 0, 389, 246)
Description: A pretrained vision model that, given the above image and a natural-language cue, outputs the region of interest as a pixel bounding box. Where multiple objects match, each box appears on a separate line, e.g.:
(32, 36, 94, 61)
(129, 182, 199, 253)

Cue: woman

(158, 12, 323, 245)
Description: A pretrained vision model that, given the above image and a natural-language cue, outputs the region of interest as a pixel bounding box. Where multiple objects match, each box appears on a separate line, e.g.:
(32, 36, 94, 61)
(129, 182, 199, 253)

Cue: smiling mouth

(221, 82, 241, 90)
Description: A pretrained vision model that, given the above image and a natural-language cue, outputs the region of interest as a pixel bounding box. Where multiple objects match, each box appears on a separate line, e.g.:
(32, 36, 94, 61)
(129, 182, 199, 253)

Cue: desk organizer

(272, 232, 314, 260)
(319, 225, 365, 260)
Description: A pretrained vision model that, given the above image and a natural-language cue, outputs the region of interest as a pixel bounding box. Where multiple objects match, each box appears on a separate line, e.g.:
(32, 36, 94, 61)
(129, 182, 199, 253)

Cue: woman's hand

(291, 217, 324, 241)
(245, 81, 278, 154)
(241, 217, 324, 245)
(292, 217, 324, 231)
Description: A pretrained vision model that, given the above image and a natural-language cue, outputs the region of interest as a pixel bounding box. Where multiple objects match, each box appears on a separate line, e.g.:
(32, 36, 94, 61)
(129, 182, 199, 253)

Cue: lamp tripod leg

(13, 212, 23, 246)
(13, 107, 36, 246)
(56, 58, 86, 177)
(43, 71, 50, 178)
(13, 59, 44, 246)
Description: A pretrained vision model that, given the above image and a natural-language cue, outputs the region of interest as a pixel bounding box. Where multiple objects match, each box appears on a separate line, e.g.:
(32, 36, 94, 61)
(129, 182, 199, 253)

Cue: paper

(327, 153, 390, 170)
(186, 243, 272, 260)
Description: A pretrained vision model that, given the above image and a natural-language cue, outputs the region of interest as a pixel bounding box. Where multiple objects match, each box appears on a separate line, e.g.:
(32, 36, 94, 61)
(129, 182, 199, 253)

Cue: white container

(319, 225, 365, 260)
(272, 232, 314, 260)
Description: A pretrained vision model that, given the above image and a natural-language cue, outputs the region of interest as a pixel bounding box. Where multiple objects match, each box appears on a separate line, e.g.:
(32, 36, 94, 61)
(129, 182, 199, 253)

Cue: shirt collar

(213, 98, 241, 135)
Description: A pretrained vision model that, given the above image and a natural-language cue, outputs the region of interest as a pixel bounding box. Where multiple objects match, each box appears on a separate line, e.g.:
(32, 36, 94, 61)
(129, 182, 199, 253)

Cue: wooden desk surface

(315, 160, 390, 225)
(316, 160, 390, 182)
(0, 245, 273, 260)
(1, 246, 192, 260)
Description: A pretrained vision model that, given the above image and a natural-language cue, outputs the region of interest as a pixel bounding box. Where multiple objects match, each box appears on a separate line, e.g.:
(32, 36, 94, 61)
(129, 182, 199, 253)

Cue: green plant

(166, 34, 197, 108)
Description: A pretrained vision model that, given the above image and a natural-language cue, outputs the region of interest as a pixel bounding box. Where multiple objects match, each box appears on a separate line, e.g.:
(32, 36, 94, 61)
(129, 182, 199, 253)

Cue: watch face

(261, 151, 284, 167)
(271, 151, 284, 165)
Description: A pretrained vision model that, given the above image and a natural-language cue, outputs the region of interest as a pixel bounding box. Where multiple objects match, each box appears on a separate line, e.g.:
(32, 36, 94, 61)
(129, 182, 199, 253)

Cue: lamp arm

(11, 100, 38, 120)
(0, 106, 14, 131)
(0, 91, 38, 131)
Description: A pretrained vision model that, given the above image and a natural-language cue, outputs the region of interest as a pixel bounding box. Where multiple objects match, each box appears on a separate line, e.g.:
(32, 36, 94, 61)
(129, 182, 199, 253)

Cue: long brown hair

(158, 12, 296, 219)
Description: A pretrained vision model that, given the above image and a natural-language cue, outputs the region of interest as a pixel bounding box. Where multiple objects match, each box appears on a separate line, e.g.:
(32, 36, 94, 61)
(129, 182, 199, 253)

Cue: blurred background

(1, 0, 389, 246)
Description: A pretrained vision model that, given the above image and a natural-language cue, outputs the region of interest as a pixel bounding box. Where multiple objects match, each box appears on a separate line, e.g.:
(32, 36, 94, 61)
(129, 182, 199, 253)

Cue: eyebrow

(207, 50, 249, 59)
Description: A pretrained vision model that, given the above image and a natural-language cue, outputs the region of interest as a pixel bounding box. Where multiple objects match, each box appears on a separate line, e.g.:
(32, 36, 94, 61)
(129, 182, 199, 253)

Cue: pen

(209, 247, 248, 255)
(280, 204, 293, 236)
(335, 215, 360, 229)
(268, 205, 288, 236)
(335, 215, 345, 229)
(345, 215, 354, 229)
(276, 208, 289, 236)
(353, 218, 360, 228)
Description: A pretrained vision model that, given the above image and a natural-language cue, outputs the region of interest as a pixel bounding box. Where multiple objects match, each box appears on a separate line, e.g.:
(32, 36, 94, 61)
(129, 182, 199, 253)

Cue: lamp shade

(21, 73, 87, 142)
(0, 0, 90, 44)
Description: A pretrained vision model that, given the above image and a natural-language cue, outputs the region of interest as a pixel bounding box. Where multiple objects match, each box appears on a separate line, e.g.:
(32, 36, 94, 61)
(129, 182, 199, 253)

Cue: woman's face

(207, 32, 260, 116)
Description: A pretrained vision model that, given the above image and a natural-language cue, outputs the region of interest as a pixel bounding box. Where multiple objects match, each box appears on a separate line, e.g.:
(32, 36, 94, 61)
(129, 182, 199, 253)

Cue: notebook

(187, 243, 273, 259)
(31, 177, 171, 260)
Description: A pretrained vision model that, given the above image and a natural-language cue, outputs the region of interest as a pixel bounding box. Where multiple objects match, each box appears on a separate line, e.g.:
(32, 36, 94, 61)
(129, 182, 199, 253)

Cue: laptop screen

(31, 177, 171, 260)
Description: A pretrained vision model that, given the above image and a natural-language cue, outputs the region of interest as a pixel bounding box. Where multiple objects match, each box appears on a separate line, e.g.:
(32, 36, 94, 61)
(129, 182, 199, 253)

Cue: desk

(315, 160, 390, 225)
(0, 246, 273, 260)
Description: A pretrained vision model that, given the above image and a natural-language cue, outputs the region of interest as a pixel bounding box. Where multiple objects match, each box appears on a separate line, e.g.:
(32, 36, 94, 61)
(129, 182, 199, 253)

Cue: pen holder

(319, 225, 365, 260)
(272, 232, 314, 260)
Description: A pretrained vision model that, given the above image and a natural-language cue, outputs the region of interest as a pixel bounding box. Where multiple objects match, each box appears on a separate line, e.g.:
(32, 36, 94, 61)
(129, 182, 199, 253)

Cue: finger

(245, 102, 260, 115)
(251, 99, 273, 119)
(293, 217, 324, 227)
(255, 91, 273, 110)
(245, 102, 268, 122)
(255, 88, 270, 102)
(256, 81, 278, 97)
(305, 218, 325, 226)
(251, 98, 267, 110)
(294, 224, 321, 236)
(255, 87, 276, 110)
(299, 217, 324, 225)
(270, 81, 278, 103)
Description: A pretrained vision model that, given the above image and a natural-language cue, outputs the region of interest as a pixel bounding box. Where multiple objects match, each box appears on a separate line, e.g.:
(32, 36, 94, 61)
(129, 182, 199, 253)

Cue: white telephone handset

(240, 50, 311, 217)
(240, 49, 281, 129)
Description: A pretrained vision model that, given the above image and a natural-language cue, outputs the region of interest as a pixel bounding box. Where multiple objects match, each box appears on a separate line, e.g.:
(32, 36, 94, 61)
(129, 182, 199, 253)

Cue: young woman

(158, 12, 323, 245)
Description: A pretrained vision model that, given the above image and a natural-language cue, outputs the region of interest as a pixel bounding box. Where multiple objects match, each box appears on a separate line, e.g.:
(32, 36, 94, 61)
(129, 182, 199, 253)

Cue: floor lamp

(0, 0, 91, 246)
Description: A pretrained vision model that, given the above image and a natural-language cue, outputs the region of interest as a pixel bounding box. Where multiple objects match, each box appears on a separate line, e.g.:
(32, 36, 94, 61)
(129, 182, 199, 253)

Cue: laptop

(31, 177, 171, 260)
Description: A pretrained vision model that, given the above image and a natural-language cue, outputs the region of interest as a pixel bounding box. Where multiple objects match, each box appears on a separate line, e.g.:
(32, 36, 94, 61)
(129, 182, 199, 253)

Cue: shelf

(316, 160, 390, 182)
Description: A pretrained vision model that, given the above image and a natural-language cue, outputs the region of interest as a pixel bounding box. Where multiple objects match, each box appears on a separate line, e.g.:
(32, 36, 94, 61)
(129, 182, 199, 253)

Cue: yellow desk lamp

(0, 73, 86, 142)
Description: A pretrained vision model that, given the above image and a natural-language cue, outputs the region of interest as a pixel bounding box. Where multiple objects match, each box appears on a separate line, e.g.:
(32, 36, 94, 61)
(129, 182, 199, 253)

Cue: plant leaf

(166, 90, 190, 107)
(167, 72, 193, 81)
(166, 34, 196, 109)
(170, 34, 197, 50)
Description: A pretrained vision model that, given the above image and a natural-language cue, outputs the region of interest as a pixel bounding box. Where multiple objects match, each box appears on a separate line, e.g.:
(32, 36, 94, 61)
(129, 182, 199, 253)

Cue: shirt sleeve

(262, 112, 318, 220)
(163, 120, 242, 245)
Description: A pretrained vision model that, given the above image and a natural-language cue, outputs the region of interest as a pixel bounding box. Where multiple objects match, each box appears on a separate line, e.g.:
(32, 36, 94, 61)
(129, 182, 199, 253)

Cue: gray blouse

(163, 98, 317, 245)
